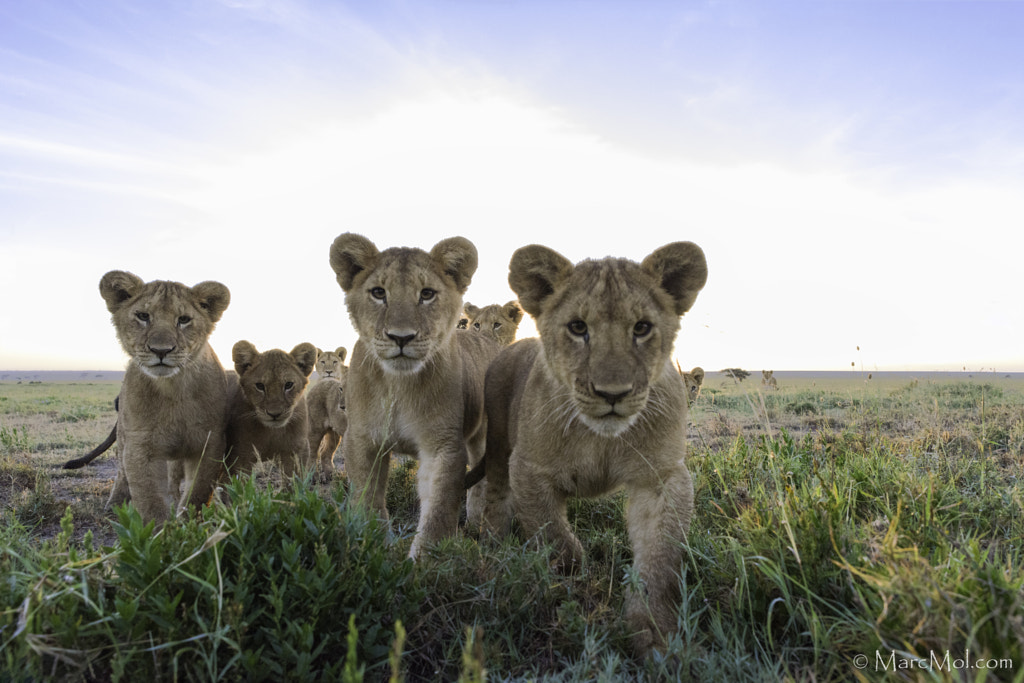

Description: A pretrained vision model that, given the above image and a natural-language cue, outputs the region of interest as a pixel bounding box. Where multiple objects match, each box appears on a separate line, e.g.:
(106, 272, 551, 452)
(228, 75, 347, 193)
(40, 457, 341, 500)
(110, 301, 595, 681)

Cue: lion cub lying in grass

(329, 232, 501, 559)
(468, 241, 707, 654)
(223, 341, 318, 481)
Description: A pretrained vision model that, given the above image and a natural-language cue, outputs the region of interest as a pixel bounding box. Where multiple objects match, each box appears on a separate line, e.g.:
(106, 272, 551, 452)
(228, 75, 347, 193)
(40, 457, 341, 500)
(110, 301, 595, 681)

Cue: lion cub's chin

(580, 412, 639, 438)
(138, 362, 181, 379)
(377, 355, 426, 375)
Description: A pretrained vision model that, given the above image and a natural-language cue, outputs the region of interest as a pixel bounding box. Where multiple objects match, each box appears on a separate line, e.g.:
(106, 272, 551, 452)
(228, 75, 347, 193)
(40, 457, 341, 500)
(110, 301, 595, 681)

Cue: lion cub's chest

(519, 371, 687, 497)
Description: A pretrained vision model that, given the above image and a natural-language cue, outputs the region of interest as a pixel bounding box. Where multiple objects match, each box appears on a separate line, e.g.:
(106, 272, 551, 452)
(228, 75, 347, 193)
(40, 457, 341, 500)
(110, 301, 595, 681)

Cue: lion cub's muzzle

(137, 342, 184, 378)
(375, 328, 427, 373)
(575, 378, 648, 437)
(257, 407, 294, 428)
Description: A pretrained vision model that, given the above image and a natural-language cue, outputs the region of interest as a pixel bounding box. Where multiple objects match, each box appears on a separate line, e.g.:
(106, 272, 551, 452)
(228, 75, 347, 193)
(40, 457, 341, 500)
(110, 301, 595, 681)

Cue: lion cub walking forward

(99, 270, 231, 523)
(306, 347, 349, 476)
(329, 233, 500, 558)
(471, 242, 707, 653)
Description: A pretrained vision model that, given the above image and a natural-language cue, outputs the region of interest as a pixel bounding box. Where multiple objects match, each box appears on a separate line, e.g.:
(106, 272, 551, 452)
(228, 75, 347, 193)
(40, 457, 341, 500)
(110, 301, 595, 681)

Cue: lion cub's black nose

(387, 332, 416, 349)
(149, 344, 175, 360)
(594, 388, 630, 406)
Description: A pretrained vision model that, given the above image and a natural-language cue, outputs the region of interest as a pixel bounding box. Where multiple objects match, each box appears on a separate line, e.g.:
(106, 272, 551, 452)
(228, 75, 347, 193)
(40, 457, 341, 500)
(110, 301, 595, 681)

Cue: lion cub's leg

(464, 426, 488, 531)
(410, 447, 467, 559)
(510, 453, 584, 569)
(343, 430, 391, 521)
(123, 451, 176, 523)
(105, 441, 131, 510)
(623, 464, 694, 654)
(314, 431, 340, 471)
(475, 427, 513, 538)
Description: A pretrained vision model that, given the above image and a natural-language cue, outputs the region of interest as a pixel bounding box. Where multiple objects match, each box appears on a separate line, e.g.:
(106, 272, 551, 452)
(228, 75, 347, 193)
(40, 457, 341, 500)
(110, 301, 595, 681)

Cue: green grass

(1, 377, 1023, 681)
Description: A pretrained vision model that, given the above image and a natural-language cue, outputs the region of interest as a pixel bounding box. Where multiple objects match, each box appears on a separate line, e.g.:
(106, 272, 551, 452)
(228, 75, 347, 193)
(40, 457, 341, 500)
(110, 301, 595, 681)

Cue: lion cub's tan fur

(99, 270, 231, 523)
(224, 341, 317, 480)
(682, 365, 705, 406)
(462, 300, 523, 346)
(762, 369, 778, 390)
(329, 232, 501, 558)
(472, 242, 707, 654)
(306, 347, 349, 474)
(315, 346, 347, 379)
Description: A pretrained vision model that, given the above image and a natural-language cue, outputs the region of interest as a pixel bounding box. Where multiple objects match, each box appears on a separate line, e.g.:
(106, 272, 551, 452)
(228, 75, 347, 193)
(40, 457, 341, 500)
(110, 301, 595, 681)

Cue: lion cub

(315, 346, 347, 379)
(224, 341, 318, 480)
(97, 270, 231, 523)
(462, 300, 523, 346)
(306, 347, 349, 475)
(470, 241, 707, 654)
(329, 232, 501, 558)
(682, 365, 705, 406)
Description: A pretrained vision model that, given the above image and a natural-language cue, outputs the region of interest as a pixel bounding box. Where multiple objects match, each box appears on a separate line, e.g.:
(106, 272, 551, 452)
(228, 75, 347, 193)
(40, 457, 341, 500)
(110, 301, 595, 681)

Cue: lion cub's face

(233, 341, 317, 428)
(681, 366, 704, 407)
(463, 300, 523, 346)
(316, 347, 347, 379)
(329, 233, 478, 375)
(100, 271, 230, 379)
(511, 243, 707, 437)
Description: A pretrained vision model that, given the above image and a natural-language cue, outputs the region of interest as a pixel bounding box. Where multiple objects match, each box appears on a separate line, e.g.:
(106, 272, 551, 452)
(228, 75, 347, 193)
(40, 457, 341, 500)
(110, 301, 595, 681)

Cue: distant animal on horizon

(680, 365, 705, 406)
(762, 370, 778, 390)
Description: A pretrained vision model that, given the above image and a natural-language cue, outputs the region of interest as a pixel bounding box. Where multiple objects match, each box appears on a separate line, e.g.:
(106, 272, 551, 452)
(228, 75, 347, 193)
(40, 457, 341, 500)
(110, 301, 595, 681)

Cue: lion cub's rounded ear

(191, 281, 231, 323)
(508, 245, 575, 318)
(504, 300, 524, 324)
(290, 343, 319, 378)
(692, 367, 705, 383)
(430, 237, 478, 293)
(640, 242, 708, 316)
(334, 347, 347, 363)
(463, 302, 481, 318)
(330, 233, 380, 292)
(99, 270, 145, 313)
(232, 340, 259, 376)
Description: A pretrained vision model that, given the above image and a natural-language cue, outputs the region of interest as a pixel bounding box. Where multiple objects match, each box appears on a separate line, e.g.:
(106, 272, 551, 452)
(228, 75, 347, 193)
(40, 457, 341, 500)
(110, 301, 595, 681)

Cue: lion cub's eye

(492, 322, 502, 330)
(370, 287, 387, 301)
(177, 315, 192, 327)
(284, 381, 294, 391)
(420, 288, 436, 302)
(567, 320, 588, 337)
(473, 322, 481, 329)
(255, 383, 266, 393)
(633, 321, 653, 337)
(135, 312, 150, 323)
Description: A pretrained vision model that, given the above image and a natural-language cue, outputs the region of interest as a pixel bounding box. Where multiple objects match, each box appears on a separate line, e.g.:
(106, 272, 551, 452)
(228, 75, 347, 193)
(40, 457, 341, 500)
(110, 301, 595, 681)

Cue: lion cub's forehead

(553, 259, 666, 319)
(132, 282, 203, 314)
(248, 350, 300, 378)
(370, 248, 449, 289)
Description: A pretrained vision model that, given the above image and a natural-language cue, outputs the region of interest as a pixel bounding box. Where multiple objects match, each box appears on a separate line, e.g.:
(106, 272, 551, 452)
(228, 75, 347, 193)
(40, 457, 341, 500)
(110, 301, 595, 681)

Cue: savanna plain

(1, 370, 1022, 682)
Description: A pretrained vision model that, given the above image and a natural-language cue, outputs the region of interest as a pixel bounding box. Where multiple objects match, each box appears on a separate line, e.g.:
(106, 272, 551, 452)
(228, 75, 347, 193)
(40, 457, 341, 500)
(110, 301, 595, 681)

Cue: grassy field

(1, 372, 1022, 681)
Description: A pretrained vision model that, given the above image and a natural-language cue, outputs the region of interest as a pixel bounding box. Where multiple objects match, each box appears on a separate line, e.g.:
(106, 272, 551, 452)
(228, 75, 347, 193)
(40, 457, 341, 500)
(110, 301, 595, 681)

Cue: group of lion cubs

(73, 232, 708, 654)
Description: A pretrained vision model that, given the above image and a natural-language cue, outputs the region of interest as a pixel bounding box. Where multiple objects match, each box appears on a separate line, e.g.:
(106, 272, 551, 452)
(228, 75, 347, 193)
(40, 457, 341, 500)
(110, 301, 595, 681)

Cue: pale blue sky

(2, 0, 1023, 372)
